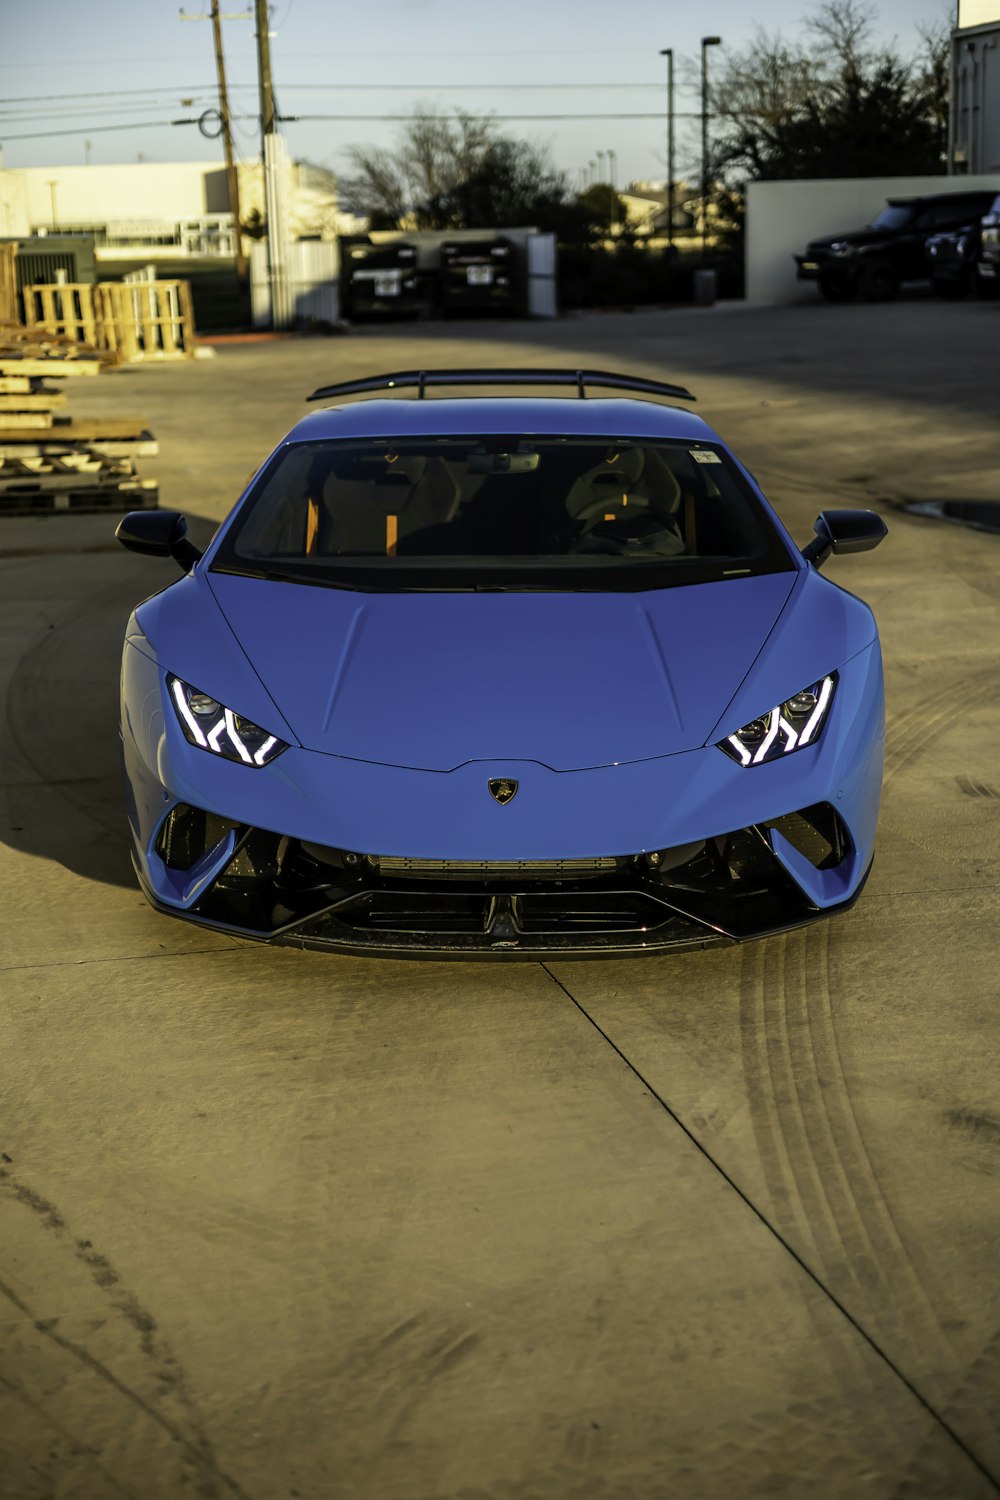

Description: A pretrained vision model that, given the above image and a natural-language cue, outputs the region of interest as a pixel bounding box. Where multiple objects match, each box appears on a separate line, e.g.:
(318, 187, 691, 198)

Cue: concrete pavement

(1, 299, 998, 1499)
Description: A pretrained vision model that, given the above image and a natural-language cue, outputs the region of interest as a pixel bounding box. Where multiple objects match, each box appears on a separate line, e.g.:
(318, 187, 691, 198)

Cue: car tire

(858, 261, 899, 302)
(974, 273, 1000, 300)
(818, 273, 856, 303)
(934, 277, 965, 300)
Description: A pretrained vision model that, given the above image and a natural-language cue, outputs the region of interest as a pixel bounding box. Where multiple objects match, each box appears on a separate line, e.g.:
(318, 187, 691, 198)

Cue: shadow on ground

(1, 516, 219, 890)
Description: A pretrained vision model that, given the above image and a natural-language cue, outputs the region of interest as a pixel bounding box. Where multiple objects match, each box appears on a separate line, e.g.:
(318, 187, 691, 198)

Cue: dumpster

(341, 239, 422, 319)
(440, 237, 517, 314)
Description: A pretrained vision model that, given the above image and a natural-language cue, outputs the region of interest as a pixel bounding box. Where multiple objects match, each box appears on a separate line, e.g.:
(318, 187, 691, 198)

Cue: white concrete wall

(746, 174, 1000, 303)
(958, 0, 1000, 25)
(951, 24, 1000, 172)
(19, 163, 227, 228)
(0, 171, 29, 237)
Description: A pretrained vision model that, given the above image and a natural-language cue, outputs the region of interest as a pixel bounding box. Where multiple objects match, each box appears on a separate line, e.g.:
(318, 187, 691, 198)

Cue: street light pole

(700, 36, 722, 264)
(607, 148, 617, 237)
(658, 48, 675, 251)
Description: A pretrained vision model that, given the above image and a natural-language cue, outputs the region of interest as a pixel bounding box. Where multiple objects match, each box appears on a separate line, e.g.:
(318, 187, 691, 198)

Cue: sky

(0, 0, 958, 190)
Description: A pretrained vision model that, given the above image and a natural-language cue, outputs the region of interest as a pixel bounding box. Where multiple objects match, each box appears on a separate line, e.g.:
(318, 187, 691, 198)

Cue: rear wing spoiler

(307, 368, 697, 403)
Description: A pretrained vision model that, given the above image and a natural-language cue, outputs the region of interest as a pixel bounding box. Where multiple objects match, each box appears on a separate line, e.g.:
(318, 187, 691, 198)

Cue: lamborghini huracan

(116, 368, 887, 958)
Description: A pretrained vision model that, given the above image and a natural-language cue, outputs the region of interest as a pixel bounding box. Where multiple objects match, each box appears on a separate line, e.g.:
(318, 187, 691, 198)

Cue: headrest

(316, 451, 428, 494)
(565, 446, 646, 518)
(596, 447, 644, 485)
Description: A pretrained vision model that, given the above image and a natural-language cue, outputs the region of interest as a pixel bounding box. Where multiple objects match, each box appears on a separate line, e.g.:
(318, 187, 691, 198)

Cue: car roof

(282, 397, 719, 446)
(886, 191, 996, 206)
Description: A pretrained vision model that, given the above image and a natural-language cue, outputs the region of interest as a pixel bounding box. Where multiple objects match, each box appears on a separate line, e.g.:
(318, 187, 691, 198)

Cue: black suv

(977, 192, 1000, 296)
(795, 191, 998, 302)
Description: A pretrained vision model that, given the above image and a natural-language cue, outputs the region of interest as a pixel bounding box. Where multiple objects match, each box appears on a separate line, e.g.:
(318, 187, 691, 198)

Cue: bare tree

(805, 0, 878, 68)
(709, 0, 949, 181)
(338, 106, 576, 232)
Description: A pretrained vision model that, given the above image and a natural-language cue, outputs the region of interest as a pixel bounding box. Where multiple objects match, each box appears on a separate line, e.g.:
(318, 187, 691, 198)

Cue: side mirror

(115, 511, 202, 572)
(802, 509, 887, 568)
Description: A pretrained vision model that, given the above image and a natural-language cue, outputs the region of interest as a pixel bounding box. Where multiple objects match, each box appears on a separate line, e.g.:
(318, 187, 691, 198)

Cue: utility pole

(255, 0, 277, 142)
(180, 4, 248, 278)
(210, 1, 247, 278)
(659, 49, 675, 251)
(254, 0, 290, 327)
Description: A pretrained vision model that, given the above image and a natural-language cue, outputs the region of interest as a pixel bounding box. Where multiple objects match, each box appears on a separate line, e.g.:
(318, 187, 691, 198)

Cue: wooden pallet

(0, 454, 135, 486)
(0, 356, 102, 378)
(0, 319, 106, 372)
(0, 321, 159, 519)
(0, 476, 158, 516)
(0, 417, 152, 443)
(0, 436, 159, 461)
(22, 281, 198, 362)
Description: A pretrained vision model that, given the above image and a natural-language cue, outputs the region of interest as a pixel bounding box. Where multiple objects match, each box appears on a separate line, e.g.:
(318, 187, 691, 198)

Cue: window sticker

(690, 449, 722, 464)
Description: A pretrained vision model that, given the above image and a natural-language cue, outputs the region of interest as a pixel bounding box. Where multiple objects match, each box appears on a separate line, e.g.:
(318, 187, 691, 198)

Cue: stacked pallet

(0, 323, 158, 516)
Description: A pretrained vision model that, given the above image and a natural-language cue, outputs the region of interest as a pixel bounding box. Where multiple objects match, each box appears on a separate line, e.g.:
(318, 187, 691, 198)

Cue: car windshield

(871, 204, 914, 231)
(211, 435, 794, 592)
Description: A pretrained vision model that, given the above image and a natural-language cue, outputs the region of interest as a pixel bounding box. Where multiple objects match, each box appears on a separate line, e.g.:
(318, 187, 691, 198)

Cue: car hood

(206, 571, 797, 771)
(807, 227, 893, 250)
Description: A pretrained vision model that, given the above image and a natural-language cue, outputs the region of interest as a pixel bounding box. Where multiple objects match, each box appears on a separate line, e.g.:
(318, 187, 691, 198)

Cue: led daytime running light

(168, 675, 287, 768)
(720, 674, 836, 767)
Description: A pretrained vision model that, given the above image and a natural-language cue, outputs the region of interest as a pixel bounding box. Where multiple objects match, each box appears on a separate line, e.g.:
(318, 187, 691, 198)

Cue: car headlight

(168, 674, 288, 767)
(718, 674, 837, 767)
(828, 241, 855, 256)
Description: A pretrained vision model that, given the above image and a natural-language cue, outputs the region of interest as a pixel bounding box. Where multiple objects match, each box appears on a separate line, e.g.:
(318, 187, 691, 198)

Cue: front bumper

(132, 809, 872, 959)
(794, 255, 858, 289)
(121, 640, 884, 959)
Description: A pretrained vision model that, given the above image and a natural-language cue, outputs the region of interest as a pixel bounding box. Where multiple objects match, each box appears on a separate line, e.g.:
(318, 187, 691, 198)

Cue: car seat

(310, 453, 459, 555)
(565, 447, 685, 557)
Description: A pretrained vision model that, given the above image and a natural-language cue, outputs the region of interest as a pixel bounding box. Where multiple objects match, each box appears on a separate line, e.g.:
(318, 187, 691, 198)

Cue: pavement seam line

(0, 945, 239, 975)
(538, 960, 1000, 1496)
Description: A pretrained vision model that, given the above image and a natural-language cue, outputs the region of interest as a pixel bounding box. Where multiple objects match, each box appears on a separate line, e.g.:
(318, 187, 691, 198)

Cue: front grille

(173, 804, 856, 954)
(374, 855, 619, 879)
(514, 892, 665, 934)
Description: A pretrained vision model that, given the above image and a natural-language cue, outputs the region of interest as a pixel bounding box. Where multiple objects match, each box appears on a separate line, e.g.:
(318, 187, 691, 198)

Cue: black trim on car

(140, 804, 863, 960)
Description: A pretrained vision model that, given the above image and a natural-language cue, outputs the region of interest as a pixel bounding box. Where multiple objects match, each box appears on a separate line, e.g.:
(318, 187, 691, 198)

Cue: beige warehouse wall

(0, 171, 30, 237)
(745, 174, 1000, 303)
(20, 162, 225, 227)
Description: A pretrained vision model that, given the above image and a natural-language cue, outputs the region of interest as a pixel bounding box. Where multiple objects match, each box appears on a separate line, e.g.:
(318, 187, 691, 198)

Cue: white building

(0, 159, 358, 262)
(950, 0, 1000, 173)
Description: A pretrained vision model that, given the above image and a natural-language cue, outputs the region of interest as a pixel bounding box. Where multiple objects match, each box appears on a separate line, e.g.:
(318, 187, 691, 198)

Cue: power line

(297, 113, 703, 122)
(0, 120, 186, 142)
(0, 80, 677, 109)
(0, 85, 224, 104)
(0, 101, 219, 122)
(2, 111, 704, 142)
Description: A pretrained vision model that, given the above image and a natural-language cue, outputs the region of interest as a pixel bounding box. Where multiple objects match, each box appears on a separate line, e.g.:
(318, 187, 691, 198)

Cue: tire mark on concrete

(942, 1107, 1000, 1176)
(0, 1168, 251, 1500)
(884, 669, 1000, 786)
(892, 1329, 1000, 1499)
(739, 931, 951, 1368)
(956, 775, 1000, 800)
(542, 963, 1000, 1495)
(301, 1312, 482, 1491)
(0, 1370, 141, 1500)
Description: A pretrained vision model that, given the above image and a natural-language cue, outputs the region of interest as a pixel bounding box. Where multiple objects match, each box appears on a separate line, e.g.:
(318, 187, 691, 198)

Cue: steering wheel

(571, 493, 651, 527)
(568, 533, 631, 556)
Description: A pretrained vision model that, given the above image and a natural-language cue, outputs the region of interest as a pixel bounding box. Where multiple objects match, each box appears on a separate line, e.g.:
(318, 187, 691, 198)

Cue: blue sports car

(116, 368, 887, 958)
